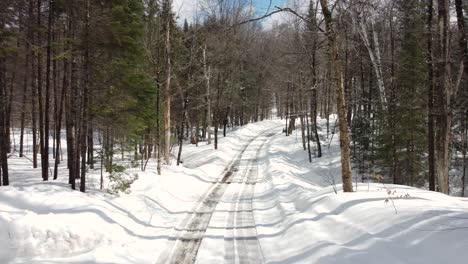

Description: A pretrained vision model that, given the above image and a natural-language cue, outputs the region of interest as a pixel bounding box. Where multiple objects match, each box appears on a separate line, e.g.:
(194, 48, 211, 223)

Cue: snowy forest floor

(1, 118, 468, 263)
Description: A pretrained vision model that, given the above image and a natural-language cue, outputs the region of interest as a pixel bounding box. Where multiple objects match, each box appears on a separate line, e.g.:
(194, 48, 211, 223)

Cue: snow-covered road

(1, 118, 468, 264)
(160, 130, 278, 263)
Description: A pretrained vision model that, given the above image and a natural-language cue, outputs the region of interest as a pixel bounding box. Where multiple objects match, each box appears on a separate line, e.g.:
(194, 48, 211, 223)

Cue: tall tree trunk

(30, 0, 38, 168)
(320, 0, 353, 192)
(306, 110, 312, 163)
(87, 122, 93, 169)
(427, 0, 436, 191)
(312, 88, 322, 157)
(177, 94, 188, 166)
(80, 0, 90, 192)
(462, 110, 467, 197)
(203, 47, 212, 145)
(54, 57, 67, 180)
(81, 2, 91, 189)
(37, 0, 48, 181)
(434, 0, 451, 194)
(20, 19, 31, 158)
(0, 25, 8, 186)
(163, 4, 172, 164)
(455, 0, 468, 77)
(42, 0, 53, 181)
(67, 11, 77, 189)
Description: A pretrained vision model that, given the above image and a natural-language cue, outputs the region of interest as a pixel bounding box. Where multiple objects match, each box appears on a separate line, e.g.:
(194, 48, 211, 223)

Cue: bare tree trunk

(67, 9, 78, 189)
(320, 0, 353, 192)
(20, 16, 31, 158)
(427, 0, 436, 191)
(355, 11, 387, 110)
(37, 0, 47, 181)
(306, 110, 312, 163)
(42, 0, 53, 181)
(214, 72, 221, 150)
(455, 0, 468, 196)
(29, 0, 38, 168)
(203, 47, 212, 145)
(87, 122, 93, 169)
(434, 0, 451, 194)
(455, 0, 468, 78)
(285, 82, 290, 136)
(177, 94, 188, 166)
(300, 115, 306, 150)
(312, 88, 322, 157)
(54, 56, 67, 180)
(164, 7, 172, 165)
(462, 110, 467, 197)
(0, 25, 8, 186)
(155, 72, 162, 175)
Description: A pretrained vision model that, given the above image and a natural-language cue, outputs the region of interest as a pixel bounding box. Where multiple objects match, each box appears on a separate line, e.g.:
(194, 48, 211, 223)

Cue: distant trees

(0, 0, 275, 191)
(255, 0, 467, 195)
(1, 0, 467, 196)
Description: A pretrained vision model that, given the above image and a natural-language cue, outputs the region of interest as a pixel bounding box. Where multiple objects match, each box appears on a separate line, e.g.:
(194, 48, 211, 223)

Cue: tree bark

(203, 47, 212, 145)
(177, 94, 188, 166)
(54, 56, 67, 180)
(320, 0, 353, 192)
(427, 0, 436, 191)
(434, 0, 451, 194)
(311, 88, 322, 157)
(164, 2, 172, 164)
(0, 24, 8, 186)
(80, 0, 90, 193)
(43, 0, 53, 181)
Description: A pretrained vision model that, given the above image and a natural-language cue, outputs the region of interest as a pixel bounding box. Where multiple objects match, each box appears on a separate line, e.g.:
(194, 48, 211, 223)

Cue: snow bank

(253, 119, 468, 264)
(2, 117, 468, 263)
(0, 119, 283, 263)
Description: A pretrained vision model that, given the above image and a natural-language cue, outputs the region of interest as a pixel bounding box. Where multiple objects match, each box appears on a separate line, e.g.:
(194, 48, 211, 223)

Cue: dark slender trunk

(30, 0, 38, 168)
(312, 89, 322, 157)
(285, 82, 290, 136)
(455, 0, 468, 78)
(87, 123, 93, 169)
(214, 73, 221, 150)
(306, 110, 312, 163)
(42, 0, 53, 181)
(80, 0, 91, 193)
(177, 94, 188, 166)
(54, 56, 67, 180)
(52, 28, 57, 160)
(300, 115, 306, 150)
(20, 39, 30, 158)
(0, 33, 8, 186)
(100, 133, 104, 189)
(427, 0, 436, 191)
(462, 110, 467, 197)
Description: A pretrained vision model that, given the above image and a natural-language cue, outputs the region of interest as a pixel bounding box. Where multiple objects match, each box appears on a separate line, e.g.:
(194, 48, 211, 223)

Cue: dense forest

(0, 0, 467, 196)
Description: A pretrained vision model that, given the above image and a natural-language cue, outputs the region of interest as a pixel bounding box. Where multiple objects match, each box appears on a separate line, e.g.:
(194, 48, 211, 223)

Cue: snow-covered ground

(1, 118, 468, 263)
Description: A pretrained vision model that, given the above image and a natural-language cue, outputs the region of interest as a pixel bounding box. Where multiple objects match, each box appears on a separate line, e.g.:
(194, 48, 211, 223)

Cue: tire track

(161, 130, 277, 264)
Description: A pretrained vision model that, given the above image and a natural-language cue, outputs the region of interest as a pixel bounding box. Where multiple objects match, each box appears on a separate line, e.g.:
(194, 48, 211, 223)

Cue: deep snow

(1, 118, 468, 263)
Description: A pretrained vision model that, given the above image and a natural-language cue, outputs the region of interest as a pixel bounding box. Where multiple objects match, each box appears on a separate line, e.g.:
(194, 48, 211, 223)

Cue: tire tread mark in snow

(232, 135, 270, 264)
(164, 130, 277, 264)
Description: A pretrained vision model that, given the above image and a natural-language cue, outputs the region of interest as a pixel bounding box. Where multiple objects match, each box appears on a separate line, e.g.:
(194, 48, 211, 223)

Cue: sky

(172, 0, 301, 30)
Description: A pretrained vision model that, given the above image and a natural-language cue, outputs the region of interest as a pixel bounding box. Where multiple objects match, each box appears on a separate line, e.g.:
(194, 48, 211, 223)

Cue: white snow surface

(1, 118, 468, 263)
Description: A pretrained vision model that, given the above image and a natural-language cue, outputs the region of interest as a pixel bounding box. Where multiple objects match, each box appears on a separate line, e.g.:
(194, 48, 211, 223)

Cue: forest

(1, 0, 468, 263)
(0, 0, 467, 195)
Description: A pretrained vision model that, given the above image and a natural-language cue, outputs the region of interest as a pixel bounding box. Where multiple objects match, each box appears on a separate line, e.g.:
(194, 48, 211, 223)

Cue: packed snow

(1, 118, 468, 263)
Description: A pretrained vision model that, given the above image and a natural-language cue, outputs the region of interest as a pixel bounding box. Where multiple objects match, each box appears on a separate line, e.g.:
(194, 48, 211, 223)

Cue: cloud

(173, 0, 200, 24)
(261, 0, 309, 30)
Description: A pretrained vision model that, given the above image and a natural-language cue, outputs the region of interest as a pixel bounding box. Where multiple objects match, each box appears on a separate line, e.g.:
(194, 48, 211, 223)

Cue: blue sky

(251, 0, 287, 15)
(173, 0, 297, 29)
